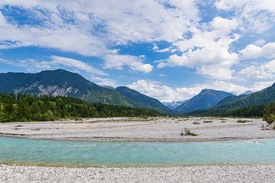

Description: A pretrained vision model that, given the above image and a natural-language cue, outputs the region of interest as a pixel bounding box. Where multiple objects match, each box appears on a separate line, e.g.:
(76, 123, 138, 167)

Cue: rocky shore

(1, 164, 274, 183)
(0, 117, 274, 142)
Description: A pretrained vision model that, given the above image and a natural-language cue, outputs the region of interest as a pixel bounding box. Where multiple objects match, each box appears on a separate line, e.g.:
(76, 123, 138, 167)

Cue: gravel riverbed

(1, 117, 275, 182)
(1, 164, 275, 183)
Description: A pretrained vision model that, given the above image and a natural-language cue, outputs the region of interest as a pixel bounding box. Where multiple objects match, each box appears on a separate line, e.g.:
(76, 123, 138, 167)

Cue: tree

(17, 99, 31, 121)
(263, 102, 275, 123)
(4, 101, 14, 115)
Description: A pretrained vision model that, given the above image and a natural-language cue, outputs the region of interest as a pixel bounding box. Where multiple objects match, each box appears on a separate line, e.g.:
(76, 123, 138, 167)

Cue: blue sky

(0, 0, 274, 102)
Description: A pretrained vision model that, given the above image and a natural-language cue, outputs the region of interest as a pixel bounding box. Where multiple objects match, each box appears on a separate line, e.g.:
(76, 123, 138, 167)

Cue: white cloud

(240, 43, 275, 59)
(127, 80, 249, 102)
(0, 56, 106, 75)
(103, 54, 153, 73)
(253, 39, 266, 46)
(90, 75, 117, 87)
(153, 47, 171, 53)
(252, 81, 275, 91)
(215, 0, 275, 33)
(157, 17, 239, 80)
(239, 60, 275, 79)
(0, 0, 200, 73)
(51, 56, 106, 75)
(196, 65, 235, 80)
(0, 0, 274, 88)
(0, 0, 199, 45)
(0, 11, 107, 56)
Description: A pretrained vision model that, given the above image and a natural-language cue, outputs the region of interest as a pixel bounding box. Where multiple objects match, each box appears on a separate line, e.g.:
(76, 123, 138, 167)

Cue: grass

(237, 119, 246, 123)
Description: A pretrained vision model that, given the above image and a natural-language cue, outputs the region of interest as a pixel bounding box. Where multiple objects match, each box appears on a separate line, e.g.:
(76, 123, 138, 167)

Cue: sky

(0, 0, 274, 102)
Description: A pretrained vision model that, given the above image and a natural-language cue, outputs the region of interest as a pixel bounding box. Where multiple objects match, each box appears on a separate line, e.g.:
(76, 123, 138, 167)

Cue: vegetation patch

(0, 93, 162, 122)
(237, 119, 246, 123)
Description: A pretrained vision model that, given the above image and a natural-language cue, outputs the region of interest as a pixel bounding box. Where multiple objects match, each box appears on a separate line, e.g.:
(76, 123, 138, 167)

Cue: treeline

(0, 93, 162, 122)
(186, 102, 275, 123)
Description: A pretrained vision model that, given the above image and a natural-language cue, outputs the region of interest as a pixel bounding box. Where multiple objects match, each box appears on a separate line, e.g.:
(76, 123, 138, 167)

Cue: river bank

(1, 164, 274, 183)
(0, 117, 274, 142)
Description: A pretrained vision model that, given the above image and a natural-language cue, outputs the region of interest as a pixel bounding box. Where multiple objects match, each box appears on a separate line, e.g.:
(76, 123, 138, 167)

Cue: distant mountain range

(174, 89, 234, 114)
(240, 90, 254, 95)
(1, 69, 273, 117)
(187, 82, 275, 116)
(213, 83, 275, 111)
(163, 101, 185, 110)
(0, 69, 174, 115)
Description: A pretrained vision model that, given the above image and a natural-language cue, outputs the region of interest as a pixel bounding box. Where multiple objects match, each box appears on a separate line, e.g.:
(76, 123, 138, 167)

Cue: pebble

(0, 164, 274, 183)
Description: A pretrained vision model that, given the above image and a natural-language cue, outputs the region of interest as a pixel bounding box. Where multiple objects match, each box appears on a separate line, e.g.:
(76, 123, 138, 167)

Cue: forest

(187, 102, 275, 123)
(0, 93, 162, 122)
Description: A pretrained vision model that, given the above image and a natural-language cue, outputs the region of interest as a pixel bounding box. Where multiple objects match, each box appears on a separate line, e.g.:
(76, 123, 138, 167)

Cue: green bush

(266, 114, 275, 124)
(237, 119, 246, 123)
(41, 110, 55, 121)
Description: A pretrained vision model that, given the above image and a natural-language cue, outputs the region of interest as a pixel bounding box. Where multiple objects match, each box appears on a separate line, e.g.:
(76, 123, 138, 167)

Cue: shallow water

(0, 137, 274, 167)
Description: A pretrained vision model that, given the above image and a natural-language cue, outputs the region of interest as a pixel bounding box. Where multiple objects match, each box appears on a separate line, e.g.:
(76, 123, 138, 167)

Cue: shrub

(266, 114, 275, 124)
(237, 119, 246, 123)
(41, 110, 55, 121)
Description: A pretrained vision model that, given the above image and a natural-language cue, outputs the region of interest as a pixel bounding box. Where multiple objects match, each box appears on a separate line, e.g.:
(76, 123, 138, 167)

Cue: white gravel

(0, 117, 274, 142)
(0, 164, 274, 183)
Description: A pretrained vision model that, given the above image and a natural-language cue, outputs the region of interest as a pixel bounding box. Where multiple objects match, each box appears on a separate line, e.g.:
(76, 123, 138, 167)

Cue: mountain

(163, 101, 185, 110)
(240, 90, 254, 95)
(187, 82, 275, 116)
(115, 86, 175, 115)
(214, 95, 248, 107)
(0, 69, 136, 107)
(212, 82, 275, 111)
(101, 85, 115, 90)
(174, 89, 234, 114)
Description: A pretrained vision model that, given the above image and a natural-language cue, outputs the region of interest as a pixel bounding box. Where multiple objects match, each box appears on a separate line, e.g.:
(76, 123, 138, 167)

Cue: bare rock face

(14, 82, 78, 97)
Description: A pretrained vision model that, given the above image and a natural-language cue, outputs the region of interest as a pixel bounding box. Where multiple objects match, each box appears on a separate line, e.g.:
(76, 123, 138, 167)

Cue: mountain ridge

(115, 86, 175, 115)
(163, 101, 185, 110)
(175, 89, 234, 114)
(187, 82, 275, 116)
(0, 69, 175, 115)
(0, 69, 136, 107)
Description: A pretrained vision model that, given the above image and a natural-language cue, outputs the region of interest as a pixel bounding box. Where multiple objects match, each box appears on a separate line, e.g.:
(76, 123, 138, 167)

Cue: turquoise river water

(0, 137, 275, 167)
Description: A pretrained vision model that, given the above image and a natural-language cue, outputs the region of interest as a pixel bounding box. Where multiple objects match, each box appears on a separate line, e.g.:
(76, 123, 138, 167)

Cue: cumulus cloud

(0, 0, 274, 88)
(0, 11, 107, 56)
(0, 0, 200, 73)
(0, 56, 106, 75)
(103, 54, 153, 73)
(157, 17, 239, 80)
(127, 80, 249, 102)
(50, 56, 107, 75)
(90, 75, 117, 87)
(0, 0, 198, 46)
(240, 43, 275, 59)
(215, 0, 275, 33)
(239, 60, 275, 79)
(252, 81, 275, 91)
